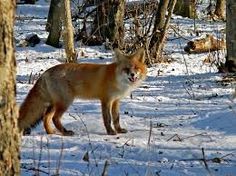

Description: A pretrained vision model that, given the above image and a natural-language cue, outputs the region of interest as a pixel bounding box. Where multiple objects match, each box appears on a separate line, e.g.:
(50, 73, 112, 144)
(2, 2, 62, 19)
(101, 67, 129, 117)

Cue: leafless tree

(174, 0, 197, 19)
(147, 0, 177, 64)
(214, 0, 226, 20)
(46, 0, 77, 62)
(90, 0, 125, 48)
(46, 0, 62, 48)
(61, 0, 77, 62)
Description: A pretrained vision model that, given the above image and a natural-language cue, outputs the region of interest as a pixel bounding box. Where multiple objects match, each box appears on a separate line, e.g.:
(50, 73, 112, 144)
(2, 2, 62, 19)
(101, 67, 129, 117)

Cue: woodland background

(0, 0, 236, 175)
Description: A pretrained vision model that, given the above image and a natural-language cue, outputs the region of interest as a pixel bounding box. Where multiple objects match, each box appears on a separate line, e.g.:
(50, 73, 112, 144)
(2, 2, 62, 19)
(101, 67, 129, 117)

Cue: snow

(16, 1, 236, 176)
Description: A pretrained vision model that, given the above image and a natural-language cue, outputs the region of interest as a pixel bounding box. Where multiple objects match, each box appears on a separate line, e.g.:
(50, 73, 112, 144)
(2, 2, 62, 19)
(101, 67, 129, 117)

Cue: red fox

(18, 48, 147, 136)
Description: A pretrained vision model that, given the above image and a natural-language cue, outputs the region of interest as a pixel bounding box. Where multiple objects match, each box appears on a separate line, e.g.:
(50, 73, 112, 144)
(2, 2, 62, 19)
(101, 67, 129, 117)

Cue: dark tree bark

(46, 0, 77, 62)
(0, 0, 20, 175)
(46, 0, 62, 48)
(24, 0, 36, 4)
(148, 0, 177, 64)
(174, 0, 197, 19)
(225, 0, 236, 72)
(214, 0, 226, 20)
(90, 0, 125, 48)
(149, 0, 170, 50)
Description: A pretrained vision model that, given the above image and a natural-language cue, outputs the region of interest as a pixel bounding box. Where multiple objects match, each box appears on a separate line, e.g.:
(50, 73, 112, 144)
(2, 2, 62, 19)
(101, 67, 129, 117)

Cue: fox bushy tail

(18, 80, 49, 131)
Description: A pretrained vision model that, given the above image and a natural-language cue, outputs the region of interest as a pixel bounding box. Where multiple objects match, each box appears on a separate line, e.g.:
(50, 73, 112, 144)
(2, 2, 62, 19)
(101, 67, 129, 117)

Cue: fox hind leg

(112, 100, 127, 133)
(52, 104, 74, 136)
(43, 106, 56, 134)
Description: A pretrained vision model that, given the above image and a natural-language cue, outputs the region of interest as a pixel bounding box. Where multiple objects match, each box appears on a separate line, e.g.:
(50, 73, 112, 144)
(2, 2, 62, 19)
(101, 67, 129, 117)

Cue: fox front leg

(112, 100, 127, 133)
(101, 101, 117, 135)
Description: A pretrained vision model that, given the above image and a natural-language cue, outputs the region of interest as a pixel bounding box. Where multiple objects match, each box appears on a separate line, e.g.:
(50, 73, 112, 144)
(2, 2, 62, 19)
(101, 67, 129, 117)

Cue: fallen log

(184, 34, 226, 54)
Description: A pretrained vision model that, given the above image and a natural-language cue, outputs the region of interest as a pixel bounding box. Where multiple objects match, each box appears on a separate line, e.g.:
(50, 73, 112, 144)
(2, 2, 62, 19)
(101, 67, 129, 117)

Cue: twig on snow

(55, 138, 64, 176)
(147, 121, 153, 145)
(167, 132, 212, 142)
(69, 113, 99, 167)
(21, 165, 49, 175)
(201, 148, 212, 176)
(101, 160, 110, 176)
(167, 134, 182, 142)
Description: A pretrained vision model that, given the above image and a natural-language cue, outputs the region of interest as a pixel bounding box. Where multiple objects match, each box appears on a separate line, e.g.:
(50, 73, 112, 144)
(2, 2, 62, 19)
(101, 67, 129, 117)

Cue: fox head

(114, 48, 147, 88)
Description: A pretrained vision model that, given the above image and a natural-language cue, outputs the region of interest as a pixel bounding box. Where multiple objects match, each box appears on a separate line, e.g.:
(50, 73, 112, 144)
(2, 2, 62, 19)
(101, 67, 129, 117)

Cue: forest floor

(16, 1, 236, 176)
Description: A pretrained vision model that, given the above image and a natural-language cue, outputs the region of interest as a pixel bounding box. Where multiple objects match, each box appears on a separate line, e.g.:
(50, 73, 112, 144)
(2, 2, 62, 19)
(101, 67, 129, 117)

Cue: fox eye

(123, 67, 130, 74)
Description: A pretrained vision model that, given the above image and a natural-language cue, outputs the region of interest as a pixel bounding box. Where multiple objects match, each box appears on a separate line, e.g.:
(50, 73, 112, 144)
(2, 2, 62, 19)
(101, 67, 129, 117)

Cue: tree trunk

(111, 0, 125, 48)
(0, 0, 20, 175)
(46, 0, 62, 48)
(214, 0, 226, 20)
(61, 0, 77, 63)
(91, 0, 125, 48)
(225, 0, 236, 72)
(148, 0, 176, 64)
(149, 0, 170, 51)
(174, 0, 196, 19)
(154, 0, 177, 62)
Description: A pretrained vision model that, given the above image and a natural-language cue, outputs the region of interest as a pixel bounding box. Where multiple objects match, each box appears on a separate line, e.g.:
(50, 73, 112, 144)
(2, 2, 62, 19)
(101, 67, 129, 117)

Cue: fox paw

(107, 129, 117, 135)
(63, 130, 75, 136)
(117, 128, 128, 134)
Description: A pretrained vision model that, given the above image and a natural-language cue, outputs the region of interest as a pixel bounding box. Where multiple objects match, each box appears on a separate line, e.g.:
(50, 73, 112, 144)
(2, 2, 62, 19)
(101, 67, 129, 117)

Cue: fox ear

(133, 48, 145, 63)
(114, 48, 126, 62)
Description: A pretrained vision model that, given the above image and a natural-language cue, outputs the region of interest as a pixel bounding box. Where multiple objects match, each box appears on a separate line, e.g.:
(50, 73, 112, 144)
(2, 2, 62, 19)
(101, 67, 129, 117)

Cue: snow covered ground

(16, 1, 236, 176)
